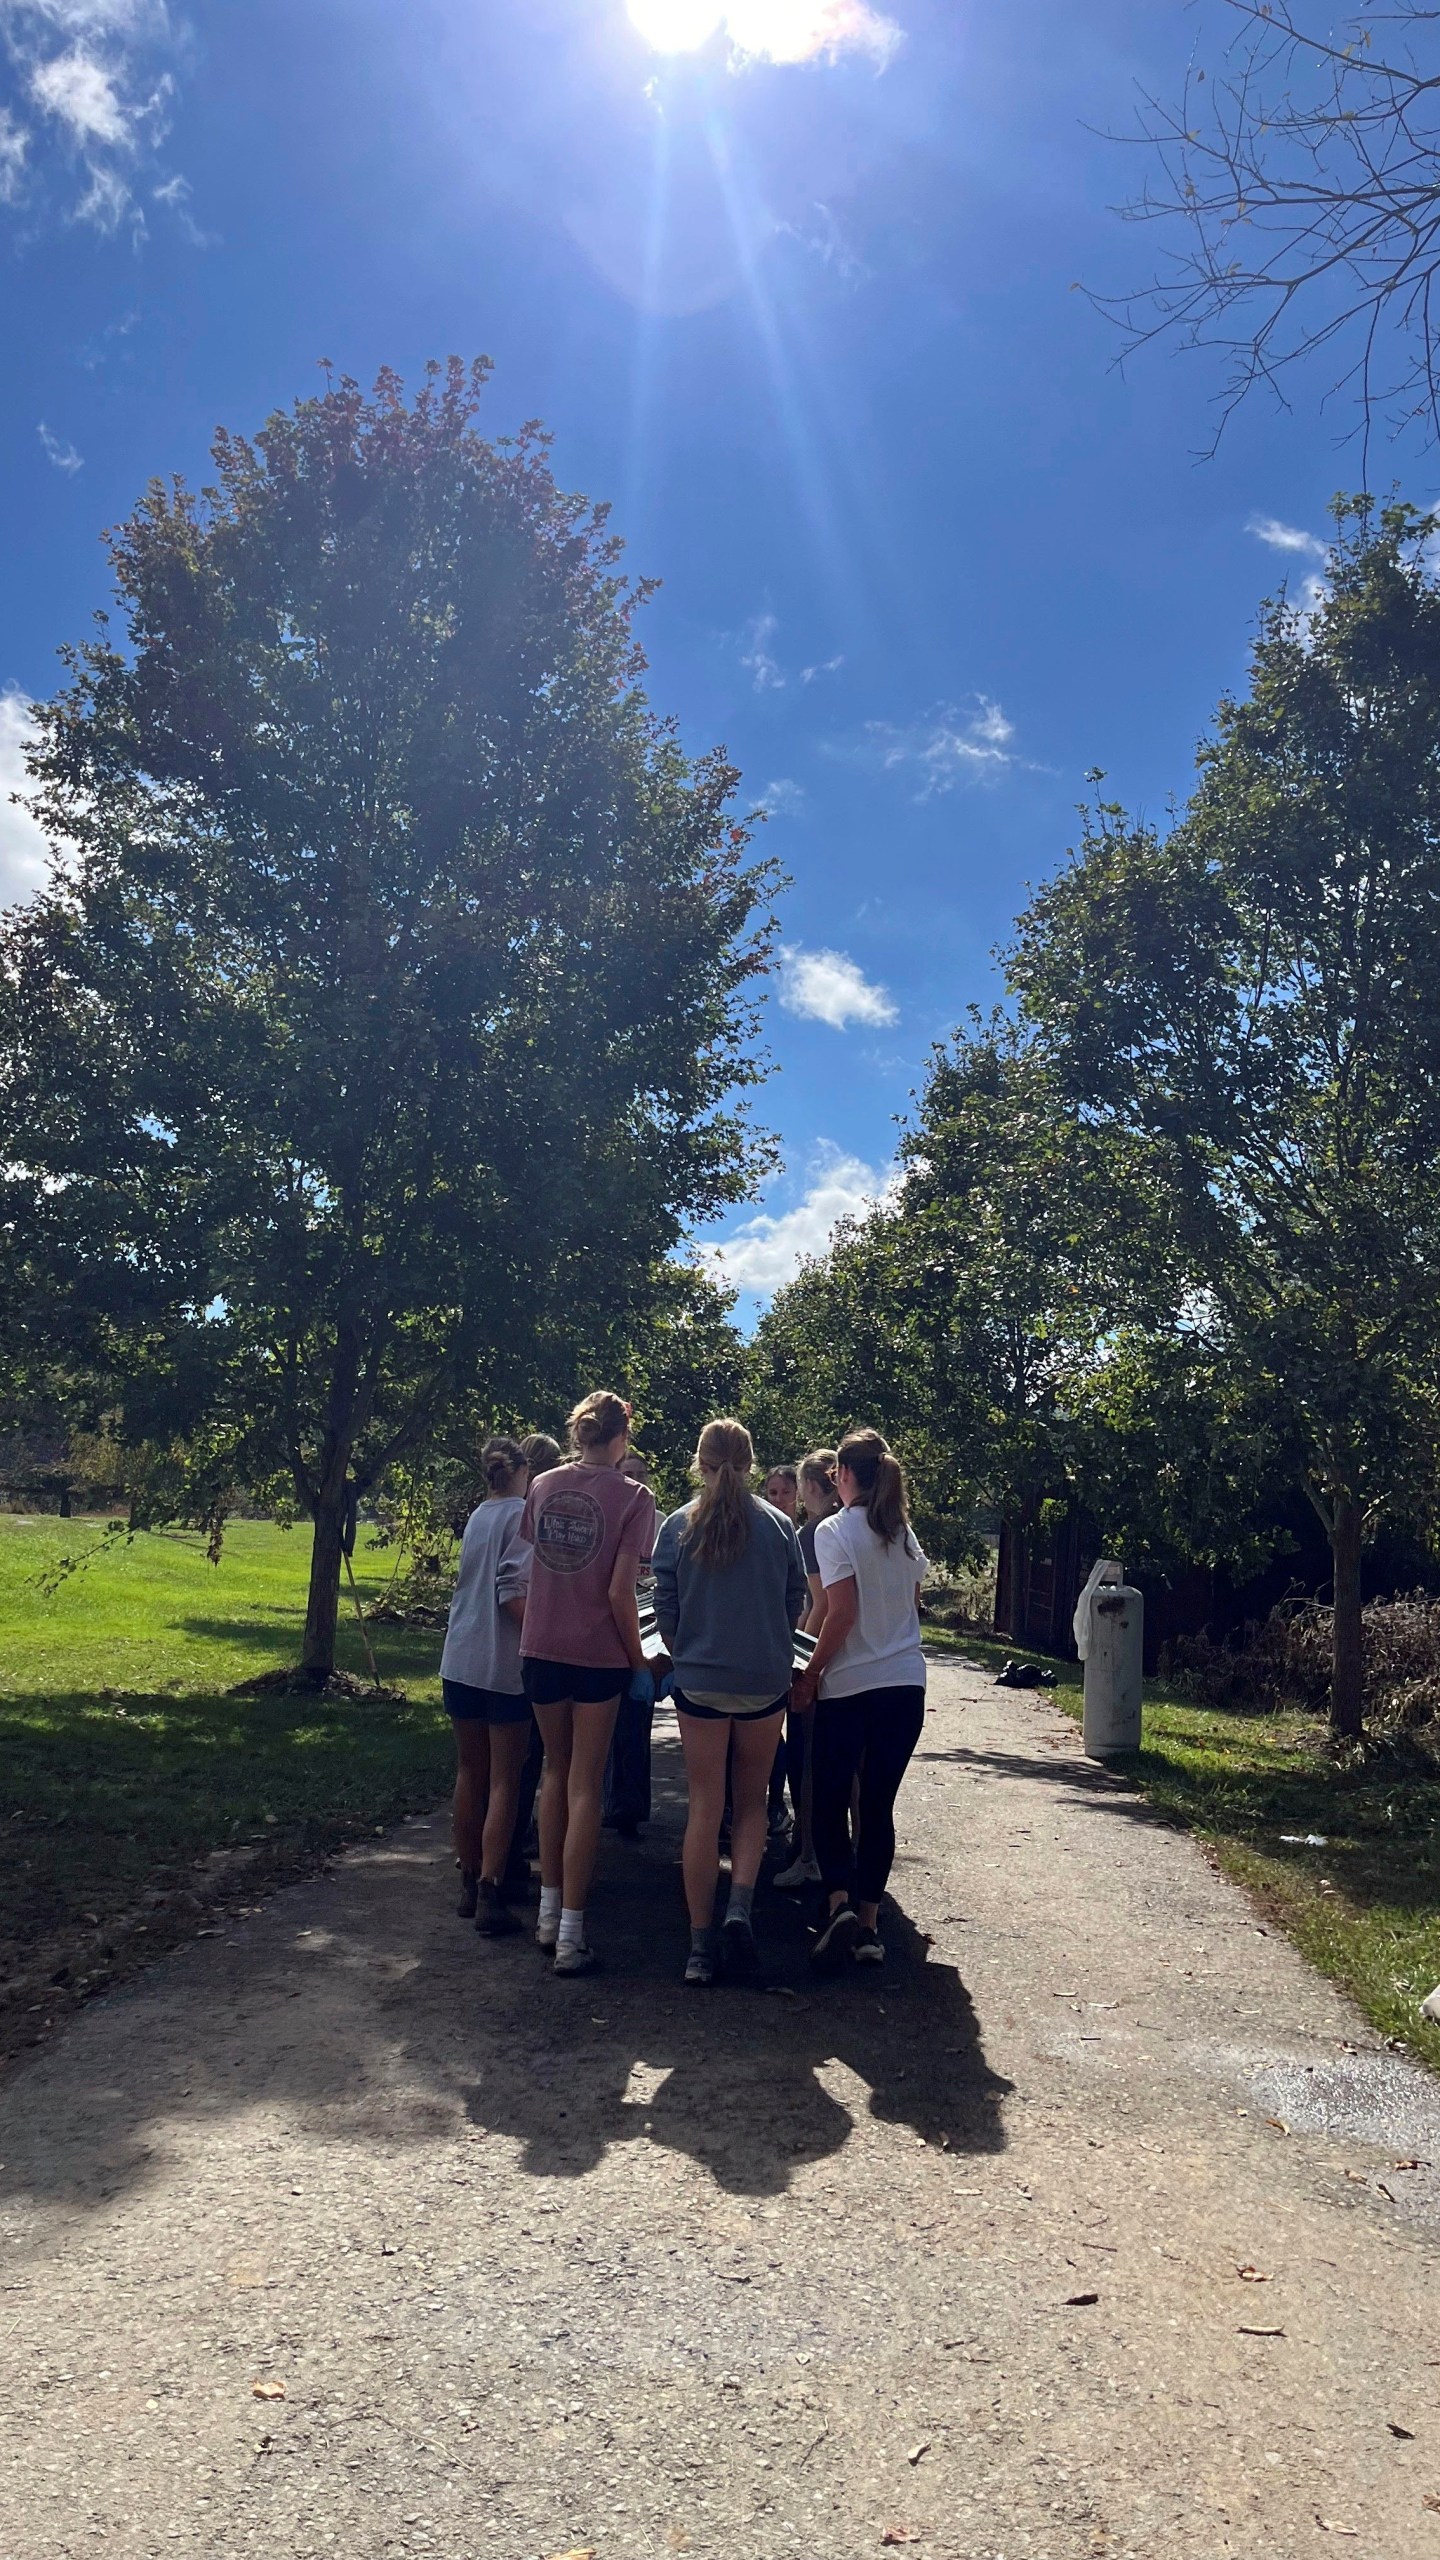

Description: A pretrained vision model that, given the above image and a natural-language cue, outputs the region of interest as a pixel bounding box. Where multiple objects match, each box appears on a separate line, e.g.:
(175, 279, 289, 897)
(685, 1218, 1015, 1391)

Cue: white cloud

(725, 0, 900, 67)
(0, 692, 51, 907)
(704, 1144, 895, 1297)
(629, 0, 900, 69)
(0, 107, 27, 201)
(801, 652, 845, 683)
(1247, 514, 1327, 560)
(741, 610, 784, 692)
(779, 943, 897, 1029)
(0, 0, 178, 231)
(1247, 516, 1329, 617)
(862, 696, 1021, 798)
(37, 420, 82, 472)
(756, 777, 806, 818)
(31, 44, 129, 141)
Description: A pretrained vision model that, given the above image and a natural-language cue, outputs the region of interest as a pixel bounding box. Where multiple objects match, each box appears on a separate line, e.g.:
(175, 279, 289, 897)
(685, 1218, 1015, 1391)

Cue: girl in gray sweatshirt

(653, 1417, 808, 1986)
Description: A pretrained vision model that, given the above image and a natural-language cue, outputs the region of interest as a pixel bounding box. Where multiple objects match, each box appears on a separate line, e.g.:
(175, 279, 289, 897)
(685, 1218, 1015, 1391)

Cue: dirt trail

(2, 1657, 1439, 2560)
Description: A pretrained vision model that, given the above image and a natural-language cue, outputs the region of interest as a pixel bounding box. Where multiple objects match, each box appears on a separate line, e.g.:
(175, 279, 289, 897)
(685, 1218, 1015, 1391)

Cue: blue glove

(628, 1666, 655, 1707)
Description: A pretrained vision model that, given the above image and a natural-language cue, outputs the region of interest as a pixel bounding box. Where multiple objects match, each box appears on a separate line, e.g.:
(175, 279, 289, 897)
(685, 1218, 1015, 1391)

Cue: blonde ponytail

(836, 1428, 915, 1551)
(683, 1417, 758, 1571)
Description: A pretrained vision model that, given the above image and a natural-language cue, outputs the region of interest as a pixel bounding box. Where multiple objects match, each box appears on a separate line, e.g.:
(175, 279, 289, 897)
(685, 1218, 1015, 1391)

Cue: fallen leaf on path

(665, 2532, 691, 2551)
(1388, 2423, 1416, 2439)
(1424, 2494, 1440, 2512)
(546, 2547, 596, 2559)
(1064, 2292, 1100, 2307)
(1315, 2521, 1359, 2537)
(1264, 2117, 1290, 2135)
(1237, 2325, 1285, 2338)
(1393, 2159, 1429, 2171)
(1237, 2266, 1271, 2282)
(880, 2529, 921, 2545)
(907, 2442, 930, 2466)
(250, 2380, 286, 2400)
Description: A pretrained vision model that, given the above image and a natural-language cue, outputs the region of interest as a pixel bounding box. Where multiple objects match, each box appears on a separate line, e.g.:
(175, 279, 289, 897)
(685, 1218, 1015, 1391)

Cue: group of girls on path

(438, 1389, 929, 1983)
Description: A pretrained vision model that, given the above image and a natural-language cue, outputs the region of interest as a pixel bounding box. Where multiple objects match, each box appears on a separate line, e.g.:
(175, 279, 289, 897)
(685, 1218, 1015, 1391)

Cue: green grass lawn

(0, 1514, 451, 1984)
(928, 1623, 1440, 2072)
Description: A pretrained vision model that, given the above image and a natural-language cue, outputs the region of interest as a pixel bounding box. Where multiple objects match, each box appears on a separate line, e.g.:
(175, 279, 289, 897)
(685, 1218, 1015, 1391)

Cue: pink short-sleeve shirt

(518, 1462, 657, 1671)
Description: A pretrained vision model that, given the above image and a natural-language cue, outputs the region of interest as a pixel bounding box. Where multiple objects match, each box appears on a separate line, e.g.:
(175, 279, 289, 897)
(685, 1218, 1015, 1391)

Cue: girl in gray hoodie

(653, 1417, 808, 1985)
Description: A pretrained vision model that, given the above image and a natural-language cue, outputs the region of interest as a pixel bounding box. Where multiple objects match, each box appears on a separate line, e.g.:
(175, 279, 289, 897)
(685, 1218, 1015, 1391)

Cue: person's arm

(801, 1571, 825, 1635)
(792, 1574, 857, 1708)
(608, 1548, 647, 1676)
(784, 1524, 808, 1629)
(652, 1519, 680, 1651)
(497, 1515, 533, 1634)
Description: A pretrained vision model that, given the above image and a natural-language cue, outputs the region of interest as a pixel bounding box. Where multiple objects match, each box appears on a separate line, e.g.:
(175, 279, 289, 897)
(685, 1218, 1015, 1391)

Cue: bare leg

(532, 1700, 574, 1893)
(480, 1720, 531, 1886)
(729, 1712, 783, 1891)
(558, 1695, 622, 1911)
(451, 1720, 490, 1874)
(799, 1718, 815, 1862)
(677, 1715, 731, 1929)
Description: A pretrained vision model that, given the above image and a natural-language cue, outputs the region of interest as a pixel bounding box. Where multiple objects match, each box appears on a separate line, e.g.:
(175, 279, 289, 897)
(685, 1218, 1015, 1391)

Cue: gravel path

(3, 1656, 1440, 2560)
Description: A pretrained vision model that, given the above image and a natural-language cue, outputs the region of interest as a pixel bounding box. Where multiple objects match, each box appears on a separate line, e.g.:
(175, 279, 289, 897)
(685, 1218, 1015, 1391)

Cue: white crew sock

(539, 1886, 562, 1926)
(557, 1906, 586, 1952)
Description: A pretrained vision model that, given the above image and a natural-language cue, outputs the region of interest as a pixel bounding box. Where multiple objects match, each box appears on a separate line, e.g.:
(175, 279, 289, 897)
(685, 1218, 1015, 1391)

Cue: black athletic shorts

(443, 1678, 532, 1727)
(522, 1658, 627, 1708)
(672, 1688, 788, 1724)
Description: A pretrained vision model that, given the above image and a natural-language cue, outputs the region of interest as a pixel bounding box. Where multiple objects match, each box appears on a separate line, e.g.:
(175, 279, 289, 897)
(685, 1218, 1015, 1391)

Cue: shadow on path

(0, 1725, 1010, 2214)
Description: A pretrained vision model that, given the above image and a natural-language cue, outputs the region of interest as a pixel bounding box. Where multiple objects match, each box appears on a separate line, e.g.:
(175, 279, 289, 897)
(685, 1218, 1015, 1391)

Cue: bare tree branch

(1102, 4, 1440, 455)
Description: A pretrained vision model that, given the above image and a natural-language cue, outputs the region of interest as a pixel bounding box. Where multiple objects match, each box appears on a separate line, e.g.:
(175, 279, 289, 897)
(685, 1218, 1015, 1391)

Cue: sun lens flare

(626, 0, 724, 50)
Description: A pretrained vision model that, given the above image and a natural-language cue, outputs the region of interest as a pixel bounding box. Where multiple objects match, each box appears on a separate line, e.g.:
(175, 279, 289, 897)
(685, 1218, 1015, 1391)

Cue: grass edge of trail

(924, 1624, 1440, 2078)
(0, 1517, 454, 2073)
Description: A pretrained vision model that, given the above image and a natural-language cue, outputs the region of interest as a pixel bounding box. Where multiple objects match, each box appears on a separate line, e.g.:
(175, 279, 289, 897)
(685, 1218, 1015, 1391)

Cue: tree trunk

(995, 1518, 1020, 1640)
(58, 1482, 72, 1519)
(301, 1476, 349, 1679)
(1329, 1492, 1364, 1741)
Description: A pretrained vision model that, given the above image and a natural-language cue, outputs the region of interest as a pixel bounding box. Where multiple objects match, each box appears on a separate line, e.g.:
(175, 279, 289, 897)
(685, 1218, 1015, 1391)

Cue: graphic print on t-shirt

(534, 1489, 606, 1575)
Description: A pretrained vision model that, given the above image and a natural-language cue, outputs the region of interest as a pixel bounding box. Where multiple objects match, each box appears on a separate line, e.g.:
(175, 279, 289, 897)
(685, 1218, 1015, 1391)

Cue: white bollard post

(1080, 1577, 1145, 1758)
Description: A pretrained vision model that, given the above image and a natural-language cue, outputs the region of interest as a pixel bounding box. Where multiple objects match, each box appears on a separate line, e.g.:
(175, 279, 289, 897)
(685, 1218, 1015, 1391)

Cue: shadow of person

(465, 1757, 1011, 2200)
(0, 1727, 1008, 2223)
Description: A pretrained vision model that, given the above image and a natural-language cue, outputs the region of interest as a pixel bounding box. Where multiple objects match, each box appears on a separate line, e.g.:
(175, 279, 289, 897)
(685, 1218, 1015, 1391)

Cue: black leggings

(810, 1684, 926, 1905)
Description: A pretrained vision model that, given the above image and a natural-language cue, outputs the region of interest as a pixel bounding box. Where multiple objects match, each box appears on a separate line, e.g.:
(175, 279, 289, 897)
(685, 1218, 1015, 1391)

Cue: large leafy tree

(0, 361, 777, 1677)
(1010, 503, 1440, 1734)
(746, 1021, 1170, 1586)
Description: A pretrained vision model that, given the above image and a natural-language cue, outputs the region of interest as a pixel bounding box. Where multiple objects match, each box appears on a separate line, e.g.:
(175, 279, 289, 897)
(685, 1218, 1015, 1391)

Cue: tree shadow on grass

(918, 1736, 1440, 1927)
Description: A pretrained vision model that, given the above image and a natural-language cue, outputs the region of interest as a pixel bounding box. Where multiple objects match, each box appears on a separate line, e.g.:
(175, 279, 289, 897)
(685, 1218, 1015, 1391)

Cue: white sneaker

(553, 1939, 598, 1977)
(536, 1909, 560, 1952)
(1422, 1983, 1440, 2023)
(774, 1853, 821, 1891)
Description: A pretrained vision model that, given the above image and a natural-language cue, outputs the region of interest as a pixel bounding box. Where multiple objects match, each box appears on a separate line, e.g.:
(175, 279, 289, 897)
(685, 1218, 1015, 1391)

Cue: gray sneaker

(852, 1926, 885, 1966)
(552, 1938, 598, 1977)
(774, 1852, 821, 1891)
(720, 1915, 761, 1984)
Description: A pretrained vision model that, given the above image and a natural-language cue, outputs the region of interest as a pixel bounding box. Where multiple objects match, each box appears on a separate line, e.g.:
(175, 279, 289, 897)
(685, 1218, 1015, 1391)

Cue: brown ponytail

(799, 1448, 839, 1520)
(482, 1435, 527, 1493)
(836, 1428, 916, 1552)
(683, 1417, 757, 1571)
(567, 1390, 632, 1457)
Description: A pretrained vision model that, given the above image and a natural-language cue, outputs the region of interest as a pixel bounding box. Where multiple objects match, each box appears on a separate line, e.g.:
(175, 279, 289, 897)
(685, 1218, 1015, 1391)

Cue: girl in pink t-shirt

(517, 1390, 656, 1975)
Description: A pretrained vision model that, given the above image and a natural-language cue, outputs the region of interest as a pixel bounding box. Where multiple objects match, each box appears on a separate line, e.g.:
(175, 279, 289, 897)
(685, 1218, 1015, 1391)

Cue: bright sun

(626, 0, 724, 51)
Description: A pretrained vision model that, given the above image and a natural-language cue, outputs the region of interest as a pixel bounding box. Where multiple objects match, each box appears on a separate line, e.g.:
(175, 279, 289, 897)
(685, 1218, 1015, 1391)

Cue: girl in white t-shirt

(789, 1428, 928, 1970)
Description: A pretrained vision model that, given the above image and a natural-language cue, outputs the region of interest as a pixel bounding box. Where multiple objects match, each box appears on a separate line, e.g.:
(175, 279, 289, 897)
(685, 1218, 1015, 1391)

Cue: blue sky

(0, 0, 1407, 1316)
